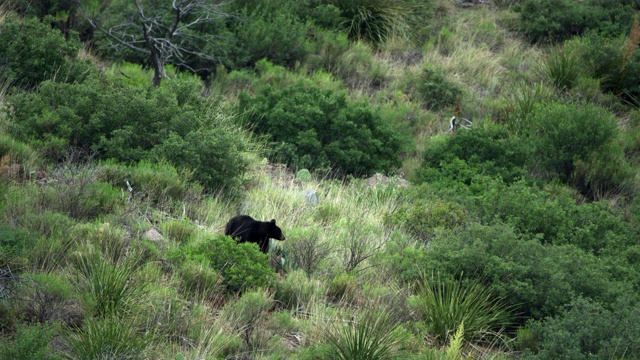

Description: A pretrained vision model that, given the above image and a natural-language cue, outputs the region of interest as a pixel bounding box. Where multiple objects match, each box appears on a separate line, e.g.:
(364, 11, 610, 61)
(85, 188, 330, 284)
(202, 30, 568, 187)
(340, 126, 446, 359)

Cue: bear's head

(269, 219, 286, 241)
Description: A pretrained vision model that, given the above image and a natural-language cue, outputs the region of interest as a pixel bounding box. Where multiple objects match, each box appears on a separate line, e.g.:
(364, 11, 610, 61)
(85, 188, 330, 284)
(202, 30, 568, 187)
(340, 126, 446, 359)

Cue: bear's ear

(270, 219, 276, 225)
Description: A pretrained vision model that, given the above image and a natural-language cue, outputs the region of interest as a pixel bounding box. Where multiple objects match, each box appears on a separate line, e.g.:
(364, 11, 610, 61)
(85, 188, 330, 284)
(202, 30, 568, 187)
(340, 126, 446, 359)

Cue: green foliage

(177, 260, 224, 302)
(544, 46, 581, 90)
(274, 270, 324, 310)
(238, 78, 402, 175)
(525, 297, 640, 360)
(218, 288, 274, 349)
(515, 0, 636, 43)
(384, 198, 467, 241)
(0, 223, 31, 256)
(64, 316, 148, 360)
(0, 14, 93, 88)
(329, 0, 411, 44)
(23, 273, 76, 325)
(500, 82, 554, 135)
(323, 310, 406, 360)
(575, 32, 640, 105)
(178, 235, 275, 294)
(524, 102, 618, 183)
(233, 1, 310, 67)
(410, 273, 512, 346)
(418, 123, 530, 185)
(0, 323, 62, 360)
(160, 218, 196, 243)
(282, 228, 332, 276)
(296, 169, 312, 182)
(403, 64, 463, 110)
(7, 75, 249, 192)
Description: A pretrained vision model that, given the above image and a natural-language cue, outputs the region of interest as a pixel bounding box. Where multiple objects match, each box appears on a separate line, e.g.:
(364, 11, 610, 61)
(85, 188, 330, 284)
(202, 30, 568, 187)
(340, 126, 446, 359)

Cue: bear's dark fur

(224, 215, 286, 253)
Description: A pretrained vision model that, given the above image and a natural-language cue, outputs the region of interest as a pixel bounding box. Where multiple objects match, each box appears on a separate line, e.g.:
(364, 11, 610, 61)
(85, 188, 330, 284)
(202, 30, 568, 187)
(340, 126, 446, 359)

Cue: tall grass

(330, 0, 412, 44)
(544, 46, 581, 90)
(64, 316, 148, 360)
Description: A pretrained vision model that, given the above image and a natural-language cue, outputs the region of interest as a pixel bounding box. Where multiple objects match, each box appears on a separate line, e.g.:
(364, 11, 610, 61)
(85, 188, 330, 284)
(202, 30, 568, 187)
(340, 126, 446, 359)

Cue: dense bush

(525, 297, 640, 360)
(515, 0, 637, 43)
(232, 1, 310, 67)
(403, 64, 464, 110)
(524, 102, 618, 183)
(7, 75, 248, 192)
(0, 14, 93, 88)
(0, 323, 62, 360)
(418, 123, 530, 185)
(178, 235, 275, 294)
(329, 0, 411, 44)
(238, 79, 403, 175)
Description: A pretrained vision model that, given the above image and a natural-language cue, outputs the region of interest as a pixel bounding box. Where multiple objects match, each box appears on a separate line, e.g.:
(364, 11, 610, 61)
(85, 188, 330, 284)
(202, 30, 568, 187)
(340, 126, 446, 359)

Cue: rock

(143, 228, 165, 242)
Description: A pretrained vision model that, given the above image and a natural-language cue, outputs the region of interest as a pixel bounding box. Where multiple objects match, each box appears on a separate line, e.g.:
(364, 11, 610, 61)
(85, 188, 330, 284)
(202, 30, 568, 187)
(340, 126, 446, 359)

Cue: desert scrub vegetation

(2, 2, 640, 359)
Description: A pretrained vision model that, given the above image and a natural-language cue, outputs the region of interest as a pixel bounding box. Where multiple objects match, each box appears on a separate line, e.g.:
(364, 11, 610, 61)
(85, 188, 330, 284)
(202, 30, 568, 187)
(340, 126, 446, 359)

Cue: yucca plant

(73, 252, 145, 318)
(330, 0, 411, 44)
(411, 273, 512, 347)
(64, 316, 148, 360)
(544, 46, 581, 90)
(324, 310, 406, 360)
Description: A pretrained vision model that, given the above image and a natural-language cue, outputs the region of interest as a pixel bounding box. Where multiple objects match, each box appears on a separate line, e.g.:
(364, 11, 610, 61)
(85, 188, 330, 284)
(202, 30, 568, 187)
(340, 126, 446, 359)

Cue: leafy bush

(7, 75, 249, 192)
(238, 79, 402, 175)
(233, 0, 310, 67)
(524, 102, 618, 183)
(403, 64, 463, 110)
(0, 14, 93, 88)
(515, 0, 636, 43)
(525, 297, 640, 360)
(23, 273, 78, 326)
(0, 323, 62, 360)
(418, 123, 530, 185)
(218, 288, 274, 349)
(179, 235, 275, 294)
(384, 198, 467, 241)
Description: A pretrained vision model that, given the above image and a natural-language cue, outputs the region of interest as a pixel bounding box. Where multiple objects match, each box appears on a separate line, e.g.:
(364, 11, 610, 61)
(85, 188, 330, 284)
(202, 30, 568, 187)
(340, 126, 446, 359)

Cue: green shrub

(418, 123, 530, 185)
(524, 102, 618, 183)
(384, 198, 467, 241)
(233, 1, 310, 67)
(282, 228, 332, 276)
(179, 235, 275, 294)
(525, 297, 640, 360)
(7, 75, 249, 193)
(0, 323, 62, 360)
(218, 288, 274, 349)
(515, 0, 636, 43)
(576, 32, 640, 105)
(178, 260, 224, 302)
(274, 270, 324, 310)
(23, 273, 77, 325)
(238, 78, 402, 175)
(0, 14, 93, 88)
(409, 273, 512, 346)
(403, 65, 463, 110)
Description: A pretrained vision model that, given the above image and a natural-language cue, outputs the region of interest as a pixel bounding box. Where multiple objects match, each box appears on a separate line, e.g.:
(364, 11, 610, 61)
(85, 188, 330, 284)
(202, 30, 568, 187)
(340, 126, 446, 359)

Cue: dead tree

(80, 0, 230, 87)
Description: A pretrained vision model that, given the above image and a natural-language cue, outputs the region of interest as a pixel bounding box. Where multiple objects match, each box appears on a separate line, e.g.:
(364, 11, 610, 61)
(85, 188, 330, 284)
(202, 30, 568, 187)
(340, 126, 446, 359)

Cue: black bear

(224, 215, 286, 253)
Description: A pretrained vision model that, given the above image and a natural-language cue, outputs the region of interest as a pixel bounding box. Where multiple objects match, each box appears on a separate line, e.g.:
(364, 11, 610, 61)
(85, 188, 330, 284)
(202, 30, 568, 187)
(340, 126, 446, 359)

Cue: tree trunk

(151, 57, 164, 87)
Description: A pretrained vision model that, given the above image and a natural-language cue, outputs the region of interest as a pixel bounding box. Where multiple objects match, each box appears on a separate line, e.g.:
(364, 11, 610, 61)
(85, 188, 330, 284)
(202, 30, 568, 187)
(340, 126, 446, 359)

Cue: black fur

(224, 215, 285, 253)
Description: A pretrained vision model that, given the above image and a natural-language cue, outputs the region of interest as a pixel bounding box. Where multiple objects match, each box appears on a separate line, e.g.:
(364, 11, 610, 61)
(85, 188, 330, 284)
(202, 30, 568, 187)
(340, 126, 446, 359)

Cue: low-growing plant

(544, 46, 581, 90)
(218, 288, 274, 350)
(274, 270, 324, 310)
(0, 323, 62, 360)
(283, 228, 332, 277)
(178, 260, 225, 303)
(238, 77, 403, 175)
(160, 218, 196, 243)
(385, 198, 467, 242)
(179, 235, 275, 294)
(403, 64, 463, 111)
(23, 273, 79, 326)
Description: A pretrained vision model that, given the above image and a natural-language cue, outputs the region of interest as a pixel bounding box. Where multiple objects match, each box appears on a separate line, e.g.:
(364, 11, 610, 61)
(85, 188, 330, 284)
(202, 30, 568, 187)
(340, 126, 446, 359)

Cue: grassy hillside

(1, 1, 640, 359)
